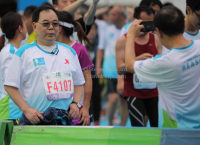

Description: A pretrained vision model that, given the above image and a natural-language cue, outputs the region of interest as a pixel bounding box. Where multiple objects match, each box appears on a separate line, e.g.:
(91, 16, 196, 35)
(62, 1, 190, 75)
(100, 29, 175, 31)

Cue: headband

(59, 21, 74, 28)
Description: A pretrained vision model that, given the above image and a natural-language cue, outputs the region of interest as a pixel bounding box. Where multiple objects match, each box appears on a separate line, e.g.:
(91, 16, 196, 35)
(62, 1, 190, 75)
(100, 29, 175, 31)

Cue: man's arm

(79, 70, 92, 125)
(73, 85, 83, 103)
(155, 35, 162, 55)
(116, 35, 127, 75)
(62, 0, 87, 14)
(84, 0, 99, 25)
(83, 70, 92, 109)
(125, 20, 144, 73)
(4, 86, 44, 124)
(95, 6, 110, 17)
(69, 85, 83, 119)
(116, 34, 153, 74)
(95, 49, 104, 76)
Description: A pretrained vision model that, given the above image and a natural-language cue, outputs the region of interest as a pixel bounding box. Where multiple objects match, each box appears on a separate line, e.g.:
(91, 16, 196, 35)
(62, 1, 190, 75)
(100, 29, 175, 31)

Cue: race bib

(42, 71, 74, 100)
(133, 74, 156, 89)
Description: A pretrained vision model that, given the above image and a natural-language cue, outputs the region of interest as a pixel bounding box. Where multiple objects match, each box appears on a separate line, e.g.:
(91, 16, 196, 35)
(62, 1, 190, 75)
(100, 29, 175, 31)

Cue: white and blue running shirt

(4, 41, 85, 112)
(162, 30, 200, 55)
(98, 25, 121, 78)
(159, 30, 200, 127)
(0, 43, 22, 119)
(134, 40, 200, 129)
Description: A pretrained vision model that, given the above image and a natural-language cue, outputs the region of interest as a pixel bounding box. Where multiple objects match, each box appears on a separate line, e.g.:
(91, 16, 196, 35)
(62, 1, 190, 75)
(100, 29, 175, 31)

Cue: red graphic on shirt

(65, 59, 70, 64)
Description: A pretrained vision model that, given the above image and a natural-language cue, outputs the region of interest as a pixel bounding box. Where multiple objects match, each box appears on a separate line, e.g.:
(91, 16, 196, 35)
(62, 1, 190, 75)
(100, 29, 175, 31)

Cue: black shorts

(104, 78, 118, 95)
(126, 96, 158, 127)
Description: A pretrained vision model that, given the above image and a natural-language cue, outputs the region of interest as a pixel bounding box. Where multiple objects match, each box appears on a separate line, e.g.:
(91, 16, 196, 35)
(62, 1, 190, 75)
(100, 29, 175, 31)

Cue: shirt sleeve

(4, 54, 22, 88)
(134, 58, 164, 84)
(72, 54, 85, 86)
(79, 46, 94, 71)
(1, 52, 13, 79)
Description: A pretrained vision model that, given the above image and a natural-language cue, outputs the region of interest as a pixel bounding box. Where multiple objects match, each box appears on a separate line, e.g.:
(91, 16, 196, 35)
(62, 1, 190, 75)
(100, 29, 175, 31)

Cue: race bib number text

(42, 71, 74, 100)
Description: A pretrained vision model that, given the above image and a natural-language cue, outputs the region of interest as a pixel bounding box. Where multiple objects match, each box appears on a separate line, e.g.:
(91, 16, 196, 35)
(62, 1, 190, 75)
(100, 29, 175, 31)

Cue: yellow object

(26, 32, 37, 44)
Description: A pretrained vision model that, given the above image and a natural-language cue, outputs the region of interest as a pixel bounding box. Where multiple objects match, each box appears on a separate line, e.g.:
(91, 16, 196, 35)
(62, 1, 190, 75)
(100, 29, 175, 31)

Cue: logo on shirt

(56, 72, 61, 77)
(65, 59, 70, 64)
(138, 61, 144, 69)
(33, 57, 45, 66)
(33, 57, 47, 70)
(149, 44, 153, 46)
(64, 72, 71, 77)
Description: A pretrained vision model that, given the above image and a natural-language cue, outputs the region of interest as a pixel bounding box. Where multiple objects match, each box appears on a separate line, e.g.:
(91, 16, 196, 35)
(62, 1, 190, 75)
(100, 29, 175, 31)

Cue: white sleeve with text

(134, 58, 164, 84)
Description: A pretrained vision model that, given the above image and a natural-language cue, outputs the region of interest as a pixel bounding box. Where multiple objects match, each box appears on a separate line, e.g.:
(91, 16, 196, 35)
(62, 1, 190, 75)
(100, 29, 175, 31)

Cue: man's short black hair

(139, 0, 153, 7)
(186, 0, 200, 12)
(154, 6, 184, 36)
(163, 2, 173, 7)
(140, 0, 162, 9)
(0, 0, 17, 18)
(134, 6, 155, 19)
(41, 2, 53, 7)
(32, 5, 59, 22)
(52, 0, 58, 5)
(24, 6, 37, 18)
(150, 0, 162, 9)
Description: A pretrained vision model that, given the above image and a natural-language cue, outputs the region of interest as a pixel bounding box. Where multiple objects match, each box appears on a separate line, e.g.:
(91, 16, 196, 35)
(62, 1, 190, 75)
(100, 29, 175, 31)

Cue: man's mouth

(47, 33, 55, 36)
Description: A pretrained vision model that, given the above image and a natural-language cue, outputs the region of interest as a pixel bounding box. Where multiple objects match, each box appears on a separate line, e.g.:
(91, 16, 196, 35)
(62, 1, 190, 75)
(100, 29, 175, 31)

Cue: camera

(140, 21, 156, 32)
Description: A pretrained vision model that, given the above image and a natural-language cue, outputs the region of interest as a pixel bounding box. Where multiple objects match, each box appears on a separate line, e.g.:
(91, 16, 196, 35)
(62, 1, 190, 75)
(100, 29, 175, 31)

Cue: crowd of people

(0, 0, 200, 129)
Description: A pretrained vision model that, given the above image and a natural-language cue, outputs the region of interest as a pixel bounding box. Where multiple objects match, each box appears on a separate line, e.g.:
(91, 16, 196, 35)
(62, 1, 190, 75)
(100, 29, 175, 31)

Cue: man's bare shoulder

(116, 35, 126, 51)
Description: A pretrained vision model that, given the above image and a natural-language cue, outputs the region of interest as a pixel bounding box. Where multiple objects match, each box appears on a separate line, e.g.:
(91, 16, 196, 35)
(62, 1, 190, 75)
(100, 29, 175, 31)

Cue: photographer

(125, 6, 200, 129)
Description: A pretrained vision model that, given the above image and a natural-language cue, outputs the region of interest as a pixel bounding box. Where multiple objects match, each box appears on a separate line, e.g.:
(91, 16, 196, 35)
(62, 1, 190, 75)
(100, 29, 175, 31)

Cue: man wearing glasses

(163, 0, 200, 54)
(184, 0, 200, 40)
(4, 5, 85, 125)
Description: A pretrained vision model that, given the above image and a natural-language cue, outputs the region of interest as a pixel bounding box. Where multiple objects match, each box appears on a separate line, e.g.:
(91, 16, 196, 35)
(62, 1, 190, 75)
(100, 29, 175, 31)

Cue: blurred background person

(116, 6, 162, 127)
(96, 6, 128, 126)
(125, 7, 134, 23)
(57, 11, 94, 126)
(22, 6, 37, 44)
(120, 0, 162, 36)
(86, 22, 102, 125)
(0, 0, 17, 44)
(0, 12, 27, 125)
(52, 0, 99, 36)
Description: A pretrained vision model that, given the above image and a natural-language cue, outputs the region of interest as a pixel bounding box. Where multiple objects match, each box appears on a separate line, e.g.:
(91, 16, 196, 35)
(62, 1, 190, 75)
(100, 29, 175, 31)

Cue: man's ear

(18, 25, 23, 33)
(59, 26, 62, 33)
(156, 27, 162, 38)
(53, 4, 58, 10)
(32, 22, 36, 32)
(186, 6, 191, 15)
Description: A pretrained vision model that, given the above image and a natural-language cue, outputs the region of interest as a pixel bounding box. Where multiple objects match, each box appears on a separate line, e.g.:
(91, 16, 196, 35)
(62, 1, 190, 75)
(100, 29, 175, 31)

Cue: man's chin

(46, 37, 57, 41)
(138, 32, 148, 37)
